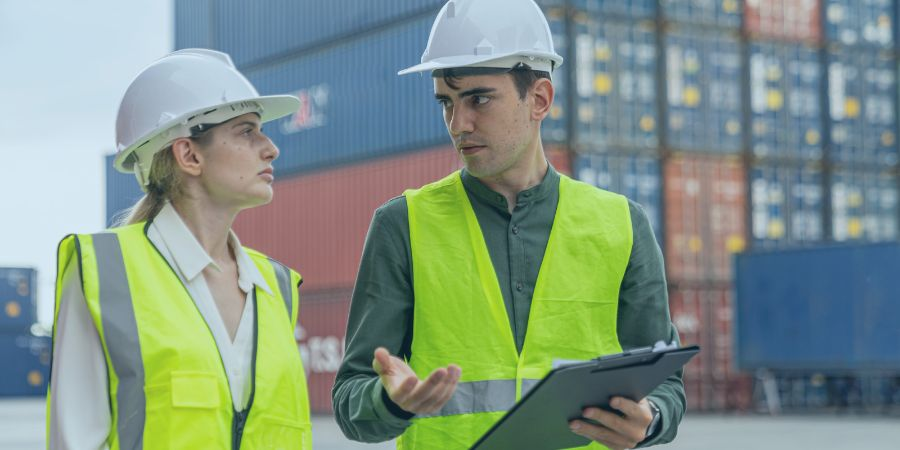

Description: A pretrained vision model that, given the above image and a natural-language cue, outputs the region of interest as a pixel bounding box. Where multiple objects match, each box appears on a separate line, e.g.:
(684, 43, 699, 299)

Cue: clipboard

(470, 344, 700, 450)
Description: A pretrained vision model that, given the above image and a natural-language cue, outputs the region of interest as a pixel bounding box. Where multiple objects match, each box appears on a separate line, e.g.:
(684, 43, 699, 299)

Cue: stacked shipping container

(0, 268, 51, 397)
(101, 0, 900, 413)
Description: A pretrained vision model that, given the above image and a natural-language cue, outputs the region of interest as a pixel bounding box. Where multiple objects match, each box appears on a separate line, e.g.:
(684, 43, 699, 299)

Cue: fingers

(568, 419, 631, 450)
(569, 404, 646, 450)
(411, 365, 462, 413)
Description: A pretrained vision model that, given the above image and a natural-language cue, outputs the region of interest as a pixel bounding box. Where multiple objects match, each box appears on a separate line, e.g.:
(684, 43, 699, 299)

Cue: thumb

(372, 347, 392, 376)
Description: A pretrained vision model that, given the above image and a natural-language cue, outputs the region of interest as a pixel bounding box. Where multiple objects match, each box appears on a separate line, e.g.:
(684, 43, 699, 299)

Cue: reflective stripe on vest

(93, 233, 146, 450)
(417, 379, 542, 418)
(268, 258, 293, 320)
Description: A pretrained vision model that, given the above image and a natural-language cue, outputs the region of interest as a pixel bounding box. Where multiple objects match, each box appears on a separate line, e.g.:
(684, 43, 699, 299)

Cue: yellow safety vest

(400, 171, 633, 449)
(51, 222, 311, 449)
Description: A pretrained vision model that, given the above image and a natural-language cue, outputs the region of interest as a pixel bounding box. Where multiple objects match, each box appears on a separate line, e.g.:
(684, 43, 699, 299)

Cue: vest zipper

(232, 408, 249, 450)
(233, 290, 260, 449)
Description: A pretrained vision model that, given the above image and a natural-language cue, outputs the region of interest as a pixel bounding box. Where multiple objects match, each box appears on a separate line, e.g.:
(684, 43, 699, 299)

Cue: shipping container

(105, 154, 145, 227)
(543, 7, 570, 144)
(745, 0, 823, 41)
(736, 243, 900, 371)
(750, 164, 825, 248)
(665, 28, 743, 153)
(572, 0, 657, 19)
(573, 153, 663, 242)
(827, 49, 898, 166)
(661, 0, 743, 28)
(574, 15, 658, 150)
(665, 155, 747, 283)
(0, 334, 51, 397)
(174, 0, 213, 49)
(178, 0, 445, 68)
(831, 168, 898, 242)
(824, 0, 895, 48)
(0, 268, 37, 333)
(669, 286, 753, 411)
(295, 289, 352, 414)
(750, 42, 824, 160)
(243, 17, 449, 178)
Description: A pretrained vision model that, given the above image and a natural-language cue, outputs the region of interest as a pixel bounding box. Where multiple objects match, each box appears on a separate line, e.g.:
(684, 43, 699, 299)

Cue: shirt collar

(152, 203, 272, 295)
(460, 163, 560, 211)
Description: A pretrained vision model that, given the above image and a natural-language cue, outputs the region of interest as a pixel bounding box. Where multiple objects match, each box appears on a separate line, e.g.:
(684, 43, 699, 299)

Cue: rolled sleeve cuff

(372, 383, 414, 427)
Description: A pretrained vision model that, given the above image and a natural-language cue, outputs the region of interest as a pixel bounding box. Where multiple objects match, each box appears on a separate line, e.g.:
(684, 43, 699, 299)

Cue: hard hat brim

(398, 52, 563, 76)
(114, 94, 300, 174)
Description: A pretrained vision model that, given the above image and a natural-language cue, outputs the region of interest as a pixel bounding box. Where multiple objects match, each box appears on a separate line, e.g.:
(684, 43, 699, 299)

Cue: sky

(0, 0, 173, 325)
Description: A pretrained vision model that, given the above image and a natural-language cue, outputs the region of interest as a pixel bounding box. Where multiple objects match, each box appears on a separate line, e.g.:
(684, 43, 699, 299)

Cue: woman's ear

(170, 137, 203, 177)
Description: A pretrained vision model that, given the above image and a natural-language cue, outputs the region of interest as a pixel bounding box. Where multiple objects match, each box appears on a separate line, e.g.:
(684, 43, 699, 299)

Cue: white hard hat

(398, 0, 563, 76)
(114, 48, 300, 187)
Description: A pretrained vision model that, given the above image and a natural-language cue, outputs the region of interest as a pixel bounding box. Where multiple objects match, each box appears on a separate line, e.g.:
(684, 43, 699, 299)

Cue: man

(333, 1, 684, 448)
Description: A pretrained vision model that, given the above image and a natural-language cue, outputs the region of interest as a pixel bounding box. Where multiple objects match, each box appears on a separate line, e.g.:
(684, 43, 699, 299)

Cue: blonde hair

(113, 147, 185, 227)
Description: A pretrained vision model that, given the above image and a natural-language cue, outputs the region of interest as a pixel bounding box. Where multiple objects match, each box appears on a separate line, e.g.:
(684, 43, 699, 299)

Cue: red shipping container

(664, 154, 747, 284)
(295, 289, 352, 414)
(235, 145, 573, 291)
(745, 0, 822, 42)
(669, 285, 753, 411)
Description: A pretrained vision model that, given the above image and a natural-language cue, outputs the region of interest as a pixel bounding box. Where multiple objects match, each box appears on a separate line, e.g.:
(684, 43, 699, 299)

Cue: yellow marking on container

(594, 73, 613, 95)
(722, 0, 738, 13)
(844, 97, 860, 118)
(882, 131, 895, 147)
(726, 120, 741, 135)
(640, 115, 656, 132)
(806, 129, 821, 145)
(5, 301, 21, 318)
(595, 46, 612, 61)
(683, 86, 701, 107)
(27, 371, 44, 387)
(689, 236, 703, 253)
(847, 218, 863, 238)
(550, 105, 563, 120)
(726, 235, 746, 253)
(766, 90, 784, 110)
(768, 220, 786, 239)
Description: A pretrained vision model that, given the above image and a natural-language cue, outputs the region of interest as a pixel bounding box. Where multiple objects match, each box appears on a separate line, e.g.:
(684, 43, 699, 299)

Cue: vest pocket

(170, 371, 220, 409)
(144, 371, 228, 449)
(249, 415, 311, 449)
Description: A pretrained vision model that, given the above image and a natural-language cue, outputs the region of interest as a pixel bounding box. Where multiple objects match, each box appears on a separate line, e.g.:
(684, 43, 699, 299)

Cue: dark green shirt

(333, 165, 684, 447)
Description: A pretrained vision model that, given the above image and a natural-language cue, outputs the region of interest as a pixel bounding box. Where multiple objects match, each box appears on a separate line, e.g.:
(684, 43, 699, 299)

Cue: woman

(48, 49, 311, 449)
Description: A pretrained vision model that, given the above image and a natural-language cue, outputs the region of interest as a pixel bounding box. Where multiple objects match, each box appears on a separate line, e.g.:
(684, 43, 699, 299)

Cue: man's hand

(568, 397, 654, 450)
(372, 347, 462, 415)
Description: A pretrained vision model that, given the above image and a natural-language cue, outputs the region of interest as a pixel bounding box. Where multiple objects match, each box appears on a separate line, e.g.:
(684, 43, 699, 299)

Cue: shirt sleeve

(48, 250, 111, 450)
(332, 197, 415, 443)
(616, 200, 686, 448)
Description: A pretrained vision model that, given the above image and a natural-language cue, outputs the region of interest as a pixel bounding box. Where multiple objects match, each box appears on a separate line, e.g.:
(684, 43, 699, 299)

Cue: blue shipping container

(825, 0, 895, 48)
(174, 0, 213, 50)
(665, 28, 743, 153)
(831, 168, 898, 242)
(750, 164, 824, 248)
(105, 154, 145, 227)
(243, 17, 449, 176)
(0, 268, 36, 333)
(543, 7, 569, 144)
(827, 49, 898, 166)
(735, 243, 900, 371)
(574, 15, 658, 150)
(750, 42, 824, 160)
(184, 0, 446, 68)
(574, 153, 663, 242)
(572, 0, 657, 18)
(662, 0, 742, 28)
(0, 334, 51, 397)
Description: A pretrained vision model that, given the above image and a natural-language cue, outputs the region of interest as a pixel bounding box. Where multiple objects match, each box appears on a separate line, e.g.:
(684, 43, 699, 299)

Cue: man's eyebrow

(459, 87, 496, 98)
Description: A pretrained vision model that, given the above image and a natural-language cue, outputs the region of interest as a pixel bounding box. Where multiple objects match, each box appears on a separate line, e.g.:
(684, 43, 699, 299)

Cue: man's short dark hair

(440, 65, 552, 100)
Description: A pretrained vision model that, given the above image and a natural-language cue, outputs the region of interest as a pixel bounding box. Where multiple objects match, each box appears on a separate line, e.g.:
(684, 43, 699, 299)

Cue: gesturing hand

(372, 347, 462, 415)
(569, 397, 654, 450)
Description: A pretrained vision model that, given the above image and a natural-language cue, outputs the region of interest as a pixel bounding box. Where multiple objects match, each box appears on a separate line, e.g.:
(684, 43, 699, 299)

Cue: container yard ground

(4, 398, 898, 450)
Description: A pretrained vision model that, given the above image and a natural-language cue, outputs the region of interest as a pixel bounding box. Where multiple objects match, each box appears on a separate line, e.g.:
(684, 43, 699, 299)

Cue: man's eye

(473, 96, 490, 105)
(437, 99, 451, 108)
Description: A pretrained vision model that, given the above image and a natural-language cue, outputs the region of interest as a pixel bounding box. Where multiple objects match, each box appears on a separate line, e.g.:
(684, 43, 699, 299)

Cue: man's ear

(530, 78, 554, 122)
(171, 137, 203, 177)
